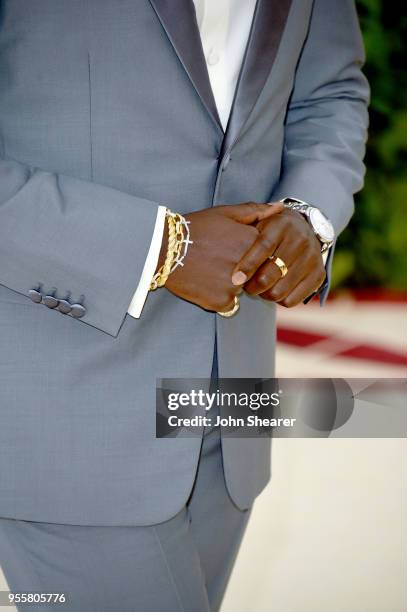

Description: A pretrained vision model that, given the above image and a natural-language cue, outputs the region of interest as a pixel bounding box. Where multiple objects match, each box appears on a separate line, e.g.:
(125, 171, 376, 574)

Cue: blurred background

(334, 0, 406, 295)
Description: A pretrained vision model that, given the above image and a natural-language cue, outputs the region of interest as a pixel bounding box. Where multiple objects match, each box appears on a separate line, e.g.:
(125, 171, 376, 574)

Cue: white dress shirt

(128, 0, 257, 318)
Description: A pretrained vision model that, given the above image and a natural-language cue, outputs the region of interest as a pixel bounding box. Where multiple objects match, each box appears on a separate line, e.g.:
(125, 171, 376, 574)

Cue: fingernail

(232, 271, 247, 285)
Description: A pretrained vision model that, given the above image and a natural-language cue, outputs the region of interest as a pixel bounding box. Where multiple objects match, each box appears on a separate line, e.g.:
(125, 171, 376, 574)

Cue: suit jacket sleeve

(272, 0, 370, 301)
(0, 157, 160, 337)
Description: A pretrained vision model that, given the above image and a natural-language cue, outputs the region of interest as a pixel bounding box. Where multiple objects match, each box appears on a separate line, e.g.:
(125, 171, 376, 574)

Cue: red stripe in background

(277, 326, 407, 366)
(277, 327, 328, 347)
(337, 345, 407, 366)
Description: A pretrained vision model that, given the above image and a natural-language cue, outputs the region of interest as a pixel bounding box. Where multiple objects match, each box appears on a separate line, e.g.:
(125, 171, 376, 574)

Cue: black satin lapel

(221, 0, 293, 157)
(148, 0, 223, 132)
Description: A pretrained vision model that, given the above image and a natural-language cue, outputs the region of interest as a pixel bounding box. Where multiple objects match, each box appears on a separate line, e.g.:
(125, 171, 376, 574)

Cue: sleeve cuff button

(70, 304, 86, 318)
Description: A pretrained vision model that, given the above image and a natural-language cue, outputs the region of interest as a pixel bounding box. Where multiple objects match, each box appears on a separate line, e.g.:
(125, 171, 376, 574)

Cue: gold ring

(217, 296, 240, 318)
(269, 255, 288, 278)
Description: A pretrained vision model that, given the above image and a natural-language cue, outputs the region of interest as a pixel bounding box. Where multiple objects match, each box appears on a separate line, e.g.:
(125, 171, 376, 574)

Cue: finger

(218, 201, 284, 225)
(231, 226, 284, 286)
(264, 269, 326, 308)
(258, 251, 312, 301)
(261, 249, 326, 303)
(260, 266, 308, 303)
(243, 259, 282, 295)
(244, 240, 305, 296)
(232, 224, 306, 287)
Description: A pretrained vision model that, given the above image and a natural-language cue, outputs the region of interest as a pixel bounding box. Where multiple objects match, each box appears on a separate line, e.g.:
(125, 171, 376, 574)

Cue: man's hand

(159, 203, 282, 313)
(231, 206, 326, 308)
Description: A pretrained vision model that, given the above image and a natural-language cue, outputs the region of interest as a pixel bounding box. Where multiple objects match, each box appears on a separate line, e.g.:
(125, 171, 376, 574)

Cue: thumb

(218, 201, 284, 224)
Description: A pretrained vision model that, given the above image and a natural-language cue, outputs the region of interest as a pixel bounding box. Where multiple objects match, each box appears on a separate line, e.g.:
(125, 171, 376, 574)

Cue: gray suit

(0, 0, 369, 529)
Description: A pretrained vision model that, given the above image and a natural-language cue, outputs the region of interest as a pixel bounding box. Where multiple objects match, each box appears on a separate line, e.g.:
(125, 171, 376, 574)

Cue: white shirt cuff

(127, 205, 167, 319)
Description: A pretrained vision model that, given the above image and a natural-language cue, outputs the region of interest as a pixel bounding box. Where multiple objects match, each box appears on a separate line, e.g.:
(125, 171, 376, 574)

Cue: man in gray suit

(0, 0, 369, 610)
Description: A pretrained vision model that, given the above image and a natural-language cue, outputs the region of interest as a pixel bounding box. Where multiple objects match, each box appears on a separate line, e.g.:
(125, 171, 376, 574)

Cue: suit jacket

(0, 0, 369, 525)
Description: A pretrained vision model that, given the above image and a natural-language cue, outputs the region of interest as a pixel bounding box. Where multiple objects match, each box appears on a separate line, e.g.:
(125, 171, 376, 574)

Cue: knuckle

(259, 234, 275, 253)
(244, 225, 259, 241)
(256, 273, 270, 289)
(246, 252, 262, 271)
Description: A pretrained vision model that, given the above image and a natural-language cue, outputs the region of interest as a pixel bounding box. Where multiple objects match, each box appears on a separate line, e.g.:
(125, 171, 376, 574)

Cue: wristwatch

(280, 197, 335, 253)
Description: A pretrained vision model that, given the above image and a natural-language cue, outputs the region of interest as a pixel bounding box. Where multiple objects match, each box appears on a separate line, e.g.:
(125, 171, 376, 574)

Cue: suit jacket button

(28, 289, 42, 303)
(43, 295, 59, 309)
(58, 300, 72, 314)
(70, 304, 86, 318)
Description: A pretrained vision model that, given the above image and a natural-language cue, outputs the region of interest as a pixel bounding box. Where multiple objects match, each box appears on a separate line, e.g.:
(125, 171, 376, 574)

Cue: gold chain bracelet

(150, 210, 191, 291)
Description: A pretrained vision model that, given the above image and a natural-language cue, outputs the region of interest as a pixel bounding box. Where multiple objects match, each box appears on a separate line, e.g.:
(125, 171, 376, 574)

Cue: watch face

(309, 208, 335, 243)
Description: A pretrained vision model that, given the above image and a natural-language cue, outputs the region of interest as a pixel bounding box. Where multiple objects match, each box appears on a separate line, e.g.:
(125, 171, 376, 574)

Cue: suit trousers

(0, 345, 252, 612)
